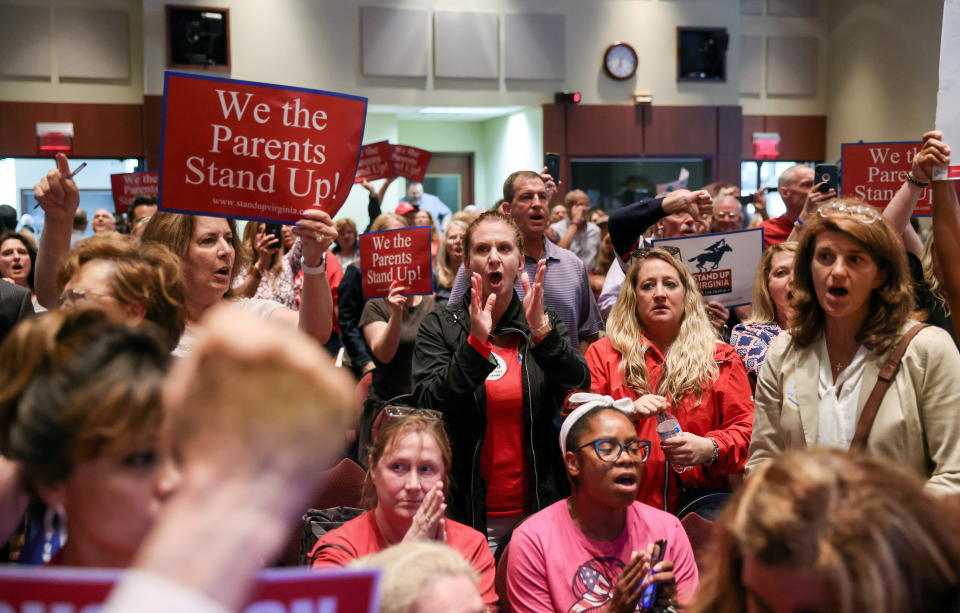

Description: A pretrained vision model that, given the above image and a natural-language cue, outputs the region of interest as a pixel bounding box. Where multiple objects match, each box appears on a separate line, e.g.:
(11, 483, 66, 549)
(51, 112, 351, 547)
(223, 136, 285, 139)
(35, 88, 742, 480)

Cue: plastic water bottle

(657, 409, 689, 473)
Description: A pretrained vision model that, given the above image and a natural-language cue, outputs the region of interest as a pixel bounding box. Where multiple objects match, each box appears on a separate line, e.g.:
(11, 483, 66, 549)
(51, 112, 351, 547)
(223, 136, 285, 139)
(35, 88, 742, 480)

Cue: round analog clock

(603, 42, 638, 80)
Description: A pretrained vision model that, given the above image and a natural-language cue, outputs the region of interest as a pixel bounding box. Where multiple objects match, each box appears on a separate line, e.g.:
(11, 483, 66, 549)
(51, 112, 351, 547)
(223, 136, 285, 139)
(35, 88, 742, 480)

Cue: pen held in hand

(34, 161, 87, 209)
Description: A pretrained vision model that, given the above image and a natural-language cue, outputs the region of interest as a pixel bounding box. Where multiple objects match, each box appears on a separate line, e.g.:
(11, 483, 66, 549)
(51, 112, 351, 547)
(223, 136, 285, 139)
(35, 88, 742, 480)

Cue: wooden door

(422, 152, 474, 212)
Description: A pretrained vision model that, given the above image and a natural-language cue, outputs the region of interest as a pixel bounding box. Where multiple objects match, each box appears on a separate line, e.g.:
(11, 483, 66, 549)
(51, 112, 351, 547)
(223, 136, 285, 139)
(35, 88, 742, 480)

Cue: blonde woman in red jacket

(585, 247, 753, 514)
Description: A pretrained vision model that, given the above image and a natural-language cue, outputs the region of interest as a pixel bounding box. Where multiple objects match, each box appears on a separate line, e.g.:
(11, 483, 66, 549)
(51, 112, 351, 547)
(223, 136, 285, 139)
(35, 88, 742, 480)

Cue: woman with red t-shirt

(413, 210, 589, 551)
(585, 247, 753, 514)
(309, 413, 497, 609)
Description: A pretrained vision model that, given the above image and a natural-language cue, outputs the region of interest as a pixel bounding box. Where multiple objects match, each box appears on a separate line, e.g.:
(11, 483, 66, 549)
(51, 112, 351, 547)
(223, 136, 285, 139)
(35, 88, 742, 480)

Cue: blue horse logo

(688, 239, 733, 272)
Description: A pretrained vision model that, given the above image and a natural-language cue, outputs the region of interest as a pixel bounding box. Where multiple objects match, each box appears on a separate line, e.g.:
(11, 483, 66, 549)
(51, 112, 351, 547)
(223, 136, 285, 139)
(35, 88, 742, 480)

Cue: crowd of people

(1, 132, 960, 613)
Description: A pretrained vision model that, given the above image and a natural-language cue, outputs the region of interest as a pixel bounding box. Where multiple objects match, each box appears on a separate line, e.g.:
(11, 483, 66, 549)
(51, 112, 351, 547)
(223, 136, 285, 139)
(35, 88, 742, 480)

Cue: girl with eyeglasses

(585, 247, 754, 515)
(505, 394, 698, 613)
(309, 413, 497, 610)
(748, 199, 960, 493)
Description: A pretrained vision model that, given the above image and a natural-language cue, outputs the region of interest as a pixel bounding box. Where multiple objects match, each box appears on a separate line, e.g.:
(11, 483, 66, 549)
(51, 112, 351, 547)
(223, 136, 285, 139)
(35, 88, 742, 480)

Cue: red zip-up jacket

(585, 336, 754, 512)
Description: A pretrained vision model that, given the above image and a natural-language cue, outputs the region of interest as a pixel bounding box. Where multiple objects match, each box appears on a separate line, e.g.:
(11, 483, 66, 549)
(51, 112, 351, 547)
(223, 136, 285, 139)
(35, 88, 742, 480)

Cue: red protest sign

(391, 145, 431, 182)
(0, 566, 379, 613)
(359, 226, 433, 299)
(160, 72, 367, 224)
(110, 172, 159, 216)
(841, 141, 932, 216)
(354, 140, 396, 183)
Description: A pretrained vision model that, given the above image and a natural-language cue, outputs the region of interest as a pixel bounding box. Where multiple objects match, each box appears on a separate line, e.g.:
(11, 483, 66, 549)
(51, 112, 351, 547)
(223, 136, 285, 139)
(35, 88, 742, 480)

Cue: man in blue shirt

(400, 181, 452, 232)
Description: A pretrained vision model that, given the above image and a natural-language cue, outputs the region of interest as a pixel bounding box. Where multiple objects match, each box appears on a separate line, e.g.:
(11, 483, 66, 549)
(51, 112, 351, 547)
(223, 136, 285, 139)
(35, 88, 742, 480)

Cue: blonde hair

(436, 220, 469, 289)
(690, 449, 960, 613)
(351, 541, 478, 613)
(606, 249, 719, 404)
(744, 241, 798, 325)
(369, 213, 407, 233)
(922, 233, 950, 317)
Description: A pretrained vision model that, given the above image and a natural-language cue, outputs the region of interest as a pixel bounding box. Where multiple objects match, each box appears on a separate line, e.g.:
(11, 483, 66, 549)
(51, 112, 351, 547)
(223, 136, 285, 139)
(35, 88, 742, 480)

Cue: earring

(42, 506, 64, 564)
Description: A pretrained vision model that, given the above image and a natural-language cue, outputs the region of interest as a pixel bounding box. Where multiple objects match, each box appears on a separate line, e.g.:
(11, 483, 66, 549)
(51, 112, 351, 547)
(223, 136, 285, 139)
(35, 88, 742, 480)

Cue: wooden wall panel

(765, 115, 826, 161)
(741, 115, 765, 159)
(566, 105, 644, 157)
(643, 106, 716, 156)
(741, 114, 825, 161)
(0, 101, 142, 158)
(541, 104, 566, 155)
(717, 106, 742, 157)
(143, 95, 163, 171)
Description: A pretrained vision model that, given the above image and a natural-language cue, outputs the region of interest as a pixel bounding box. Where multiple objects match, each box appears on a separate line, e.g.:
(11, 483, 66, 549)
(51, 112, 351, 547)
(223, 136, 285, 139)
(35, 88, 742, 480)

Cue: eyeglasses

(817, 201, 880, 224)
(630, 246, 681, 260)
(713, 211, 741, 220)
(383, 405, 442, 421)
(575, 438, 651, 463)
(58, 288, 118, 307)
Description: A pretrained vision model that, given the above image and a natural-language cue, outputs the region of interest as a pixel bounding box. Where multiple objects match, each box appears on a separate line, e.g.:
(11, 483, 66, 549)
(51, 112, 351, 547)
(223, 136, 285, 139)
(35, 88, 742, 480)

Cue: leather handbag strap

(850, 324, 929, 450)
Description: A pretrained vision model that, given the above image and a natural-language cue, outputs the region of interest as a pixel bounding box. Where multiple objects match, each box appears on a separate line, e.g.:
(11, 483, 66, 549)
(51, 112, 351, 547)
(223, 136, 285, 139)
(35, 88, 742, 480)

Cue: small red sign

(391, 145, 431, 182)
(359, 226, 433, 298)
(110, 172, 159, 216)
(160, 72, 367, 224)
(354, 140, 396, 183)
(841, 141, 932, 215)
(0, 566, 379, 612)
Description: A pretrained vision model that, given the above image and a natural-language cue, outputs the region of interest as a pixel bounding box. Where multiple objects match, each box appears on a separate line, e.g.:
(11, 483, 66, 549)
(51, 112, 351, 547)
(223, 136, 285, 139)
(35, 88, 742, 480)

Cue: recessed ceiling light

(418, 106, 515, 115)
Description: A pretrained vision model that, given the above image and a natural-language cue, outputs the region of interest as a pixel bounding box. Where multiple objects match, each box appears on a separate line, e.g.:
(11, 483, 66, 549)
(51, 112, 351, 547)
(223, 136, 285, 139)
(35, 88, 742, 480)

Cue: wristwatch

(301, 255, 326, 275)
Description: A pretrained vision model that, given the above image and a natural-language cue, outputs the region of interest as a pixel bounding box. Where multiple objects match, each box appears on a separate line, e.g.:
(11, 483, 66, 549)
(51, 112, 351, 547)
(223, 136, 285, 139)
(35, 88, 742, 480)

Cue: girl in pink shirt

(506, 395, 699, 612)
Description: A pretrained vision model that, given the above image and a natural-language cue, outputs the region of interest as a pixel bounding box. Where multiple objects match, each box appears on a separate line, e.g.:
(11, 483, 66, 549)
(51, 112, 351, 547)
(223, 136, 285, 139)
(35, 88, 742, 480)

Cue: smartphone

(544, 152, 561, 182)
(815, 164, 839, 194)
(737, 187, 778, 206)
(264, 223, 283, 246)
(638, 539, 667, 611)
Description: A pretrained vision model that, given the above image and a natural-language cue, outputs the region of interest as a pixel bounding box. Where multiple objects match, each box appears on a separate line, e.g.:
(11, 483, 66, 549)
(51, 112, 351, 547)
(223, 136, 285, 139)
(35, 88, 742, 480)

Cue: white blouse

(816, 336, 870, 449)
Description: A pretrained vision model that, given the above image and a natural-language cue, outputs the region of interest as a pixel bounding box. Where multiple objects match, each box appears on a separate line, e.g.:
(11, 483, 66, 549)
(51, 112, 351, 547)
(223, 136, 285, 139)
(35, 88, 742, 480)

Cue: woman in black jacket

(412, 210, 589, 550)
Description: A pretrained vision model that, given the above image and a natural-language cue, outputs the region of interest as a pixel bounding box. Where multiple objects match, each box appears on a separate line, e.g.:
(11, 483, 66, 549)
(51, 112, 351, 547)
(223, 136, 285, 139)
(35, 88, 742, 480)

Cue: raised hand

(469, 272, 495, 341)
(917, 131, 951, 182)
(753, 187, 769, 214)
(360, 180, 377, 197)
(254, 228, 280, 270)
(385, 279, 410, 318)
(571, 203, 587, 229)
(294, 209, 338, 265)
(540, 166, 559, 202)
(801, 181, 836, 218)
(403, 481, 446, 542)
(662, 189, 712, 222)
(521, 259, 548, 333)
(33, 152, 80, 222)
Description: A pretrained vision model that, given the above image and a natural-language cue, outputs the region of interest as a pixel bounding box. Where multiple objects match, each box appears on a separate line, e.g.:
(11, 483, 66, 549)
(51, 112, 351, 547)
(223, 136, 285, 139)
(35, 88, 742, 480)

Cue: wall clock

(603, 42, 638, 80)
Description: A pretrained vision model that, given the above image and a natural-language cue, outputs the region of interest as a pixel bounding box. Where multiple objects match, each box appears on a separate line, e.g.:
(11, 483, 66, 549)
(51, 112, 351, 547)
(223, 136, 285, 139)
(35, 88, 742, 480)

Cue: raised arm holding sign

(934, 0, 960, 180)
(359, 226, 433, 299)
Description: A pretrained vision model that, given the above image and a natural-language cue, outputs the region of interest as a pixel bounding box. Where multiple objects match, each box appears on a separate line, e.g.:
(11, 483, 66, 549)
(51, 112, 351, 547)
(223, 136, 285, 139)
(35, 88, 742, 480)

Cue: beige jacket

(747, 321, 960, 495)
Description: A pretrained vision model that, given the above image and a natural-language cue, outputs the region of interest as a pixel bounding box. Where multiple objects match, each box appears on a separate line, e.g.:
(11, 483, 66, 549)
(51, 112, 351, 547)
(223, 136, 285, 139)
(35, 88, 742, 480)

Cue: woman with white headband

(505, 393, 699, 613)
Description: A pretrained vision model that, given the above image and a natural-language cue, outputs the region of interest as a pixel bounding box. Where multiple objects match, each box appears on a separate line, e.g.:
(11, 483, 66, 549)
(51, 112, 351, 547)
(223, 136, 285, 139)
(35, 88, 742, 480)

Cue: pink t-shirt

(506, 500, 699, 612)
